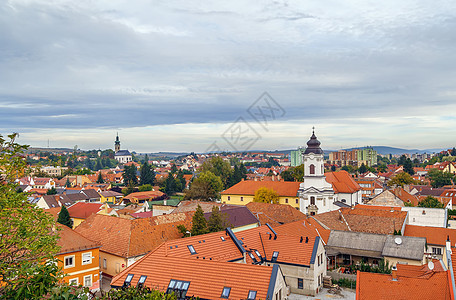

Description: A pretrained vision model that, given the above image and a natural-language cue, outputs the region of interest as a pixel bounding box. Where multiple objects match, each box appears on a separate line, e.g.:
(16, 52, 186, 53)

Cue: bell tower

(115, 133, 120, 153)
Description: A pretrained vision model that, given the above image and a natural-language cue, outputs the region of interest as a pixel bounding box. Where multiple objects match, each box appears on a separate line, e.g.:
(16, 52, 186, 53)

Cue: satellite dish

(395, 237, 402, 245)
(428, 261, 434, 271)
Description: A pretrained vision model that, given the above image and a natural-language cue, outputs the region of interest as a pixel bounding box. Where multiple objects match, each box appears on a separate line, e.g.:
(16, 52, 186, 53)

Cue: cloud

(1, 0, 456, 151)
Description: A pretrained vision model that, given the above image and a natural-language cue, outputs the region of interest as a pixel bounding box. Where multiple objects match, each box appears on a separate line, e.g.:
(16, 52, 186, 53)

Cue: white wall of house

(402, 207, 447, 228)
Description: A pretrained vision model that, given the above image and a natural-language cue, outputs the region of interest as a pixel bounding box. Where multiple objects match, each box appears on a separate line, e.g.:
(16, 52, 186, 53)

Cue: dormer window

(187, 245, 197, 255)
(167, 279, 190, 299)
(271, 251, 279, 262)
(221, 287, 231, 298)
(123, 274, 134, 288)
(247, 290, 257, 300)
(248, 252, 257, 263)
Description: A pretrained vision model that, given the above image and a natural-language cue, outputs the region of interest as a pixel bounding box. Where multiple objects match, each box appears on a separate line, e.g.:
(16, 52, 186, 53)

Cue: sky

(1, 0, 456, 153)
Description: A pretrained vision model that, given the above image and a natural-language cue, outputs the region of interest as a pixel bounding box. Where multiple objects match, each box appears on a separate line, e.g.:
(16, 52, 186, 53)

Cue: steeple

(115, 133, 120, 153)
(304, 127, 323, 155)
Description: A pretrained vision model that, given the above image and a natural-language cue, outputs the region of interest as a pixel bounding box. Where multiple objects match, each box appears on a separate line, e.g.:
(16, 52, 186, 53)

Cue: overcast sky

(1, 0, 455, 153)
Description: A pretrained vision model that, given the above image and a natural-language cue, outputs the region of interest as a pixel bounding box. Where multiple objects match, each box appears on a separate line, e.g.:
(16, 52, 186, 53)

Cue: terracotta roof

(221, 180, 301, 197)
(81, 189, 101, 199)
(404, 225, 456, 246)
(74, 213, 193, 258)
(356, 270, 453, 300)
(57, 224, 100, 254)
(41, 195, 61, 208)
(124, 191, 165, 201)
(246, 202, 307, 226)
(325, 171, 361, 194)
(396, 260, 445, 278)
(44, 207, 61, 221)
(67, 202, 103, 219)
(110, 253, 276, 300)
(389, 187, 420, 206)
(313, 206, 407, 235)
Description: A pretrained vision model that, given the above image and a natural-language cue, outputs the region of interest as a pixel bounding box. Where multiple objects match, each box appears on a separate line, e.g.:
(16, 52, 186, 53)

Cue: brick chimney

(392, 266, 398, 281)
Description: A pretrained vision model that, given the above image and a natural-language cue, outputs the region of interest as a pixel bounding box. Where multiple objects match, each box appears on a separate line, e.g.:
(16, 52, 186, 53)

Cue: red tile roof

(221, 181, 301, 197)
(67, 202, 103, 219)
(403, 225, 456, 246)
(246, 202, 307, 227)
(314, 206, 407, 235)
(110, 253, 276, 300)
(57, 224, 100, 254)
(356, 269, 453, 300)
(74, 213, 193, 258)
(325, 171, 361, 194)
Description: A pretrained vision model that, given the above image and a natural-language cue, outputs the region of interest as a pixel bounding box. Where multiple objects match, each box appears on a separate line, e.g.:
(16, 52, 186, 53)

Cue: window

(248, 252, 257, 263)
(84, 275, 92, 287)
(167, 279, 190, 299)
(255, 250, 263, 261)
(317, 255, 320, 266)
(123, 274, 134, 288)
(432, 247, 442, 255)
(241, 196, 244, 201)
(285, 198, 288, 203)
(69, 278, 78, 286)
(221, 287, 231, 298)
(310, 164, 315, 174)
(310, 196, 315, 205)
(64, 255, 75, 268)
(138, 275, 147, 288)
(271, 251, 279, 262)
(298, 278, 303, 289)
(82, 252, 92, 265)
(296, 199, 298, 204)
(116, 263, 120, 273)
(228, 196, 230, 201)
(220, 236, 225, 241)
(247, 290, 257, 300)
(187, 245, 197, 255)
(103, 258, 107, 269)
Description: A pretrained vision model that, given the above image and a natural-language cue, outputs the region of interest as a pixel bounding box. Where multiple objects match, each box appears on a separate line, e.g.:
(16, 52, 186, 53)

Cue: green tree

(253, 187, 280, 204)
(123, 164, 138, 186)
(428, 169, 454, 188)
(46, 187, 57, 195)
(387, 172, 416, 187)
(138, 184, 153, 192)
(176, 170, 186, 192)
(164, 172, 177, 195)
(57, 205, 73, 228)
(140, 158, 155, 186)
(0, 133, 61, 298)
(191, 204, 208, 236)
(95, 158, 103, 171)
(358, 163, 368, 174)
(65, 177, 72, 187)
(97, 172, 104, 183)
(377, 164, 387, 173)
(201, 157, 232, 188)
(184, 171, 223, 201)
(207, 206, 225, 232)
(418, 196, 445, 208)
(281, 169, 295, 181)
(403, 158, 414, 175)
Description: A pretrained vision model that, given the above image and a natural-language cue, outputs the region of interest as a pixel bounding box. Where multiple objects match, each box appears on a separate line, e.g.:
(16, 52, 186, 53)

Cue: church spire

(304, 127, 323, 155)
(115, 133, 120, 153)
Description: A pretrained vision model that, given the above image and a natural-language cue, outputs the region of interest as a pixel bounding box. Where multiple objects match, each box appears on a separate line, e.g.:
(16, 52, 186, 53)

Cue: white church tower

(298, 128, 335, 215)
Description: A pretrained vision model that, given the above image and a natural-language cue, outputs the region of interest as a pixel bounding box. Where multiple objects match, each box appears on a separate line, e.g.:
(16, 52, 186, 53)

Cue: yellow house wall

(72, 218, 85, 229)
(384, 256, 424, 267)
(222, 194, 300, 208)
(57, 247, 100, 287)
(99, 251, 128, 278)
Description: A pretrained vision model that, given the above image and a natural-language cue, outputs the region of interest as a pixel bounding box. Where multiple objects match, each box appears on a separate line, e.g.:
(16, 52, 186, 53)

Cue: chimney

(447, 236, 452, 253)
(392, 266, 398, 281)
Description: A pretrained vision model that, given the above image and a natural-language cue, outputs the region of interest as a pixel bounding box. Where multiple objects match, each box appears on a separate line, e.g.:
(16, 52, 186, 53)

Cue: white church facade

(298, 130, 362, 215)
(114, 134, 133, 164)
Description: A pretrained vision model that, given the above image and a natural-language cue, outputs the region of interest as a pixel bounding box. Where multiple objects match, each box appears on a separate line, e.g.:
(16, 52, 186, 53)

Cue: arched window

(310, 196, 315, 205)
(310, 164, 315, 174)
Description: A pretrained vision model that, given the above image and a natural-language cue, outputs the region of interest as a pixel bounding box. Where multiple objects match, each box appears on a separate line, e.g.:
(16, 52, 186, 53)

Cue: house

(354, 178, 384, 201)
(111, 253, 287, 300)
(99, 190, 124, 204)
(312, 205, 408, 235)
(132, 220, 327, 296)
(80, 189, 101, 202)
(403, 225, 456, 263)
(402, 206, 448, 228)
(114, 134, 132, 164)
(221, 181, 301, 208)
(203, 205, 260, 232)
(123, 190, 165, 204)
(16, 176, 56, 190)
(67, 202, 104, 228)
(74, 213, 193, 279)
(326, 230, 426, 268)
(356, 261, 453, 299)
(37, 194, 62, 209)
(56, 225, 101, 290)
(246, 202, 307, 227)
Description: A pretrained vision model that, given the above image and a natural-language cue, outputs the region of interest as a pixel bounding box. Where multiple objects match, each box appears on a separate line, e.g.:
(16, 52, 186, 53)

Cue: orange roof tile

(221, 181, 301, 197)
(325, 171, 361, 194)
(110, 254, 276, 300)
(74, 213, 193, 258)
(57, 224, 100, 254)
(314, 206, 407, 235)
(404, 225, 456, 246)
(245, 202, 307, 226)
(67, 202, 103, 219)
(356, 270, 453, 300)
